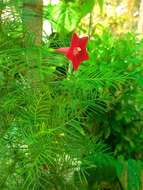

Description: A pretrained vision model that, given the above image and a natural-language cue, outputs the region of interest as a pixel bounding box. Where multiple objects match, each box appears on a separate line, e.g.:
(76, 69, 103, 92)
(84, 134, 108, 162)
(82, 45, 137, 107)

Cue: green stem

(67, 62, 74, 79)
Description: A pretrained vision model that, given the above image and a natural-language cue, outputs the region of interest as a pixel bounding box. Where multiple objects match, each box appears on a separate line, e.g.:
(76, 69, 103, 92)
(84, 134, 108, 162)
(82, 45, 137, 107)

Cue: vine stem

(67, 62, 74, 79)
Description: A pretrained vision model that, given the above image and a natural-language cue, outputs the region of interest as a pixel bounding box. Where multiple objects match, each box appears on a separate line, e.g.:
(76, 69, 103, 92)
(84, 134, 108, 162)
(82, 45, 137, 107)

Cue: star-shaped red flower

(56, 33, 89, 71)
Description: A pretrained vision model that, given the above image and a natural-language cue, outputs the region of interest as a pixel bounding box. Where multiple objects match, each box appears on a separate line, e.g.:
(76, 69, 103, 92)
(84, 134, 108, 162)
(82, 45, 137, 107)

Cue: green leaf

(97, 0, 104, 12)
(116, 159, 143, 190)
(49, 2, 80, 34)
(128, 159, 141, 190)
(79, 0, 96, 17)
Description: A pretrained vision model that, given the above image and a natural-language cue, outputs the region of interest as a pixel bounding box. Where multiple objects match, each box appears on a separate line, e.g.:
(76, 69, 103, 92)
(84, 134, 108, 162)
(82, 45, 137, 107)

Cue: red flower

(56, 33, 89, 71)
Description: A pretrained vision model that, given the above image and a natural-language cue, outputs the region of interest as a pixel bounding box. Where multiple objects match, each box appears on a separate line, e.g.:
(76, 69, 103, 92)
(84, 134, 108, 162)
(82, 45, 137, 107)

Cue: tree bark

(0, 0, 3, 31)
(138, 0, 143, 33)
(22, 0, 43, 84)
(22, 0, 43, 46)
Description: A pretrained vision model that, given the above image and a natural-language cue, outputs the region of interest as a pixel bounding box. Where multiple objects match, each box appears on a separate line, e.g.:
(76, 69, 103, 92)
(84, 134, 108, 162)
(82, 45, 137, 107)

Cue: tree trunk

(22, 0, 43, 46)
(22, 0, 43, 85)
(138, 0, 143, 33)
(0, 0, 3, 31)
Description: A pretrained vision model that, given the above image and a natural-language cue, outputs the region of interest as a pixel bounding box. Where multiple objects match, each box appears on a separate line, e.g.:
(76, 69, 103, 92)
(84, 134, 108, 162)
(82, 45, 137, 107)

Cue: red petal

(79, 36, 88, 49)
(66, 48, 74, 61)
(72, 57, 81, 71)
(79, 49, 89, 62)
(56, 47, 69, 55)
(70, 33, 79, 49)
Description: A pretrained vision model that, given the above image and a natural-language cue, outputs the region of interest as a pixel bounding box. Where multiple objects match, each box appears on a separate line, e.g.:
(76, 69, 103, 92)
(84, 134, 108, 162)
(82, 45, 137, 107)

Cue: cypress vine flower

(56, 33, 89, 71)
